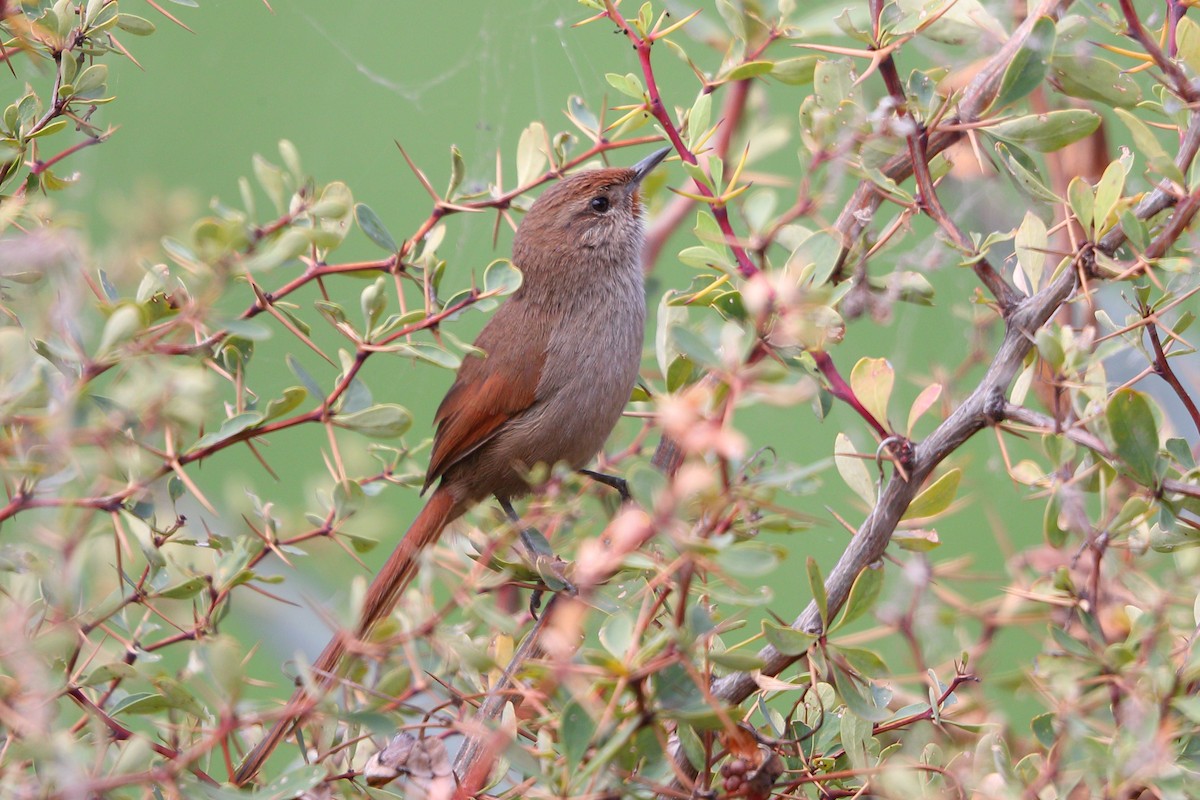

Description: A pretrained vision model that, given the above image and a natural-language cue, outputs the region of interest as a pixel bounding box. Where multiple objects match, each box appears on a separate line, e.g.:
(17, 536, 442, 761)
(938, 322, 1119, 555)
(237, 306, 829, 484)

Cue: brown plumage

(234, 147, 669, 785)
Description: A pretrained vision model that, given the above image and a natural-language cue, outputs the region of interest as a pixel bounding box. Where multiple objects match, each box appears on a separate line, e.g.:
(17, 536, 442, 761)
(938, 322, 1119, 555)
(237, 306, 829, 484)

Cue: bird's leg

(579, 469, 632, 503)
(498, 497, 553, 561)
(497, 497, 575, 617)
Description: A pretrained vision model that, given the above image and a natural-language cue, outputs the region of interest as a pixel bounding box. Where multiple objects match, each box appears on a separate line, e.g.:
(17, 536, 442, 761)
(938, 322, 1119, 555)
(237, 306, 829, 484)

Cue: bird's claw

(528, 555, 577, 618)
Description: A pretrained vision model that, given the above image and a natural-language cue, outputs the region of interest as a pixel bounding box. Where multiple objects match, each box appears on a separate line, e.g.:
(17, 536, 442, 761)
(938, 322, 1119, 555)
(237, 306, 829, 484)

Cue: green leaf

(708, 650, 766, 670)
(484, 259, 523, 295)
(154, 577, 207, 599)
(995, 142, 1061, 204)
(903, 468, 961, 520)
(388, 341, 462, 370)
(1177, 16, 1200, 75)
(849, 357, 893, 429)
(73, 64, 109, 95)
(726, 60, 774, 81)
(189, 411, 264, 452)
(354, 203, 398, 252)
(1049, 624, 1092, 657)
(761, 620, 816, 656)
(311, 180, 352, 219)
(666, 355, 696, 392)
(832, 565, 883, 631)
(718, 541, 782, 578)
(80, 662, 138, 686)
(247, 228, 308, 272)
(262, 387, 307, 422)
(116, 13, 156, 35)
(566, 95, 598, 135)
(1067, 176, 1094, 235)
(605, 72, 644, 99)
(516, 121, 548, 186)
(446, 144, 466, 197)
(833, 663, 891, 722)
(807, 557, 828, 628)
(333, 479, 364, 518)
(253, 765, 327, 800)
(1105, 388, 1159, 485)
(314, 299, 348, 327)
(287, 354, 324, 398)
(97, 304, 144, 356)
(672, 327, 720, 367)
(1030, 712, 1056, 748)
(1014, 210, 1048, 294)
(834, 432, 875, 506)
(1049, 54, 1141, 108)
(838, 646, 888, 677)
(675, 724, 706, 772)
(279, 139, 303, 180)
(840, 704, 874, 769)
(252, 154, 286, 212)
(678, 245, 733, 271)
(771, 56, 820, 85)
(892, 528, 941, 551)
(1044, 495, 1067, 548)
(343, 532, 379, 553)
(988, 109, 1100, 152)
(560, 701, 596, 768)
(599, 611, 634, 658)
(1092, 158, 1128, 236)
(110, 692, 171, 716)
(686, 92, 711, 151)
(992, 16, 1054, 110)
(360, 277, 387, 330)
(333, 404, 413, 438)
(1114, 108, 1185, 185)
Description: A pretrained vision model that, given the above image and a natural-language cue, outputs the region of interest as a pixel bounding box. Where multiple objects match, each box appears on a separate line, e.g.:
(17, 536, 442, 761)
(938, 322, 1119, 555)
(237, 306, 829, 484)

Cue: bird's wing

(422, 305, 548, 491)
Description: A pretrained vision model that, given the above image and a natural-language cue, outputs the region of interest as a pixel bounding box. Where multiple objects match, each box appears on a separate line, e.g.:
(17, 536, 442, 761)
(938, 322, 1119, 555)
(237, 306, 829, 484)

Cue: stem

(603, 0, 760, 278)
(873, 26, 1018, 312)
(1145, 321, 1200, 439)
(812, 350, 889, 439)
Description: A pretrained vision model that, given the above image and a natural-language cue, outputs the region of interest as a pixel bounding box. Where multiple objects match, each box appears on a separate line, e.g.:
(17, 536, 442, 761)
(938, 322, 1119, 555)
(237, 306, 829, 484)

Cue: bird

(233, 146, 671, 785)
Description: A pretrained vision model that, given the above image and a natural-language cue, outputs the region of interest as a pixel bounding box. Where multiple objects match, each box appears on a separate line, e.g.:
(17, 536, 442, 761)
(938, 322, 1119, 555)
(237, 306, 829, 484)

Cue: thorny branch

(0, 86, 663, 784)
(655, 0, 1200, 792)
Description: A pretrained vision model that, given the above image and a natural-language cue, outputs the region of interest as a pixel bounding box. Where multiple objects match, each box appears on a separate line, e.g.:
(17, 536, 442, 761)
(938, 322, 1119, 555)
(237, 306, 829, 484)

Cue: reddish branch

(1, 104, 670, 793)
(870, 0, 1018, 313)
(642, 77, 753, 272)
(603, 0, 762, 278)
(659, 0, 1200, 793)
(1145, 322, 1200, 439)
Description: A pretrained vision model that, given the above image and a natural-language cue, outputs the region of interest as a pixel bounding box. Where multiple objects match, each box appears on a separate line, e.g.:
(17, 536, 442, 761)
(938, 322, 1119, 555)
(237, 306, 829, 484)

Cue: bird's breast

(522, 267, 646, 467)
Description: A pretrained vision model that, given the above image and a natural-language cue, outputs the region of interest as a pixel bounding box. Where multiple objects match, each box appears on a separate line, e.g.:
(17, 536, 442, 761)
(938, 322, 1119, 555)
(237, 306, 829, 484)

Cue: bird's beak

(630, 146, 671, 185)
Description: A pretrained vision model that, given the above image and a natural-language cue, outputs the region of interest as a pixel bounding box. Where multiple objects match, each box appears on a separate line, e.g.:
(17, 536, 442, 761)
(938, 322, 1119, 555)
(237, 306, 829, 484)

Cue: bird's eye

(590, 196, 610, 213)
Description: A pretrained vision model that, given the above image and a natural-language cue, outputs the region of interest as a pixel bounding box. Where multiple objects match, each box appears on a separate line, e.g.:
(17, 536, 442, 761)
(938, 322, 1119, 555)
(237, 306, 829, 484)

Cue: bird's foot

(498, 497, 579, 617)
(579, 469, 632, 503)
(519, 526, 577, 618)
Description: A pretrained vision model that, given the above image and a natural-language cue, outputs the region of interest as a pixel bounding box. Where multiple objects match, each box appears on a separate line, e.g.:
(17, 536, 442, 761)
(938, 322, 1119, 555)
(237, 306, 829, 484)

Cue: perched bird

(234, 146, 670, 784)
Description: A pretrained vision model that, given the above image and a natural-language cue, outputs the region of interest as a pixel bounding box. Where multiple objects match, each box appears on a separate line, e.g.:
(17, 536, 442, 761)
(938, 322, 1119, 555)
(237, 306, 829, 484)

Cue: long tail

(233, 486, 463, 785)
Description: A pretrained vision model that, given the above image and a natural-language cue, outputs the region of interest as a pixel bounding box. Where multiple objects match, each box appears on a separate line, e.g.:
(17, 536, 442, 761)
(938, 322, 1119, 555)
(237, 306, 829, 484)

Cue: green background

(55, 0, 1042, 724)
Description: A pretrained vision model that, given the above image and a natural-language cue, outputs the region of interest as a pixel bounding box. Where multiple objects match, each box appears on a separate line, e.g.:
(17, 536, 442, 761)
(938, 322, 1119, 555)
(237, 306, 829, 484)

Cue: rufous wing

(422, 312, 546, 492)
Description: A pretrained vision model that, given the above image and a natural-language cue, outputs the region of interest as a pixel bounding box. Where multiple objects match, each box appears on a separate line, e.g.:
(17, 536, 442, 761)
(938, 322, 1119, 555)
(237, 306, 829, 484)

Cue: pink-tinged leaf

(906, 383, 943, 436)
(850, 357, 894, 430)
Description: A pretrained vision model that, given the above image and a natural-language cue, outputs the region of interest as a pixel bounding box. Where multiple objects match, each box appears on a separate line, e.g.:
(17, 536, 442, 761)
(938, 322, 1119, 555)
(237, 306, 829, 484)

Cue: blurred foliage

(1, 0, 1200, 798)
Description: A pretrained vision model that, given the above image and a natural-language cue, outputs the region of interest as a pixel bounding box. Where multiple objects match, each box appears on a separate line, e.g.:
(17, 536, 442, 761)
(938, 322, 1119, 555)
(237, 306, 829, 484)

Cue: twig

(871, 6, 1018, 312)
(660, 41, 1200, 792)
(1145, 321, 1200, 439)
